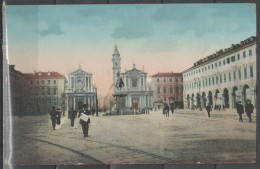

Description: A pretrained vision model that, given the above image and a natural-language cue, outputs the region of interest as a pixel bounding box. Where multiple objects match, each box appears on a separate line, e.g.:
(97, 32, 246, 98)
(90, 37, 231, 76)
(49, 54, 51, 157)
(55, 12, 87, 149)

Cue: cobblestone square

(10, 109, 256, 165)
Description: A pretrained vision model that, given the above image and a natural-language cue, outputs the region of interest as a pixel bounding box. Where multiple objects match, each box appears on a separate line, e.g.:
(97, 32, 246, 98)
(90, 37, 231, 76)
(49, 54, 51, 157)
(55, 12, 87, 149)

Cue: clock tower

(112, 45, 121, 88)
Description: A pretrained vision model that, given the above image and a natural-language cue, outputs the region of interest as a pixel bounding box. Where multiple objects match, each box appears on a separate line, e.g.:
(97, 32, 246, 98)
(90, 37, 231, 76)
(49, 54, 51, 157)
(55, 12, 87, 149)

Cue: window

(48, 88, 51, 95)
(157, 87, 160, 94)
(237, 54, 240, 60)
(53, 88, 57, 95)
(170, 87, 173, 93)
(48, 80, 51, 85)
(141, 78, 143, 86)
(36, 80, 39, 84)
(244, 67, 247, 79)
(202, 80, 204, 87)
(164, 87, 166, 94)
(208, 78, 211, 86)
(157, 78, 160, 83)
(41, 80, 44, 84)
(243, 51, 246, 58)
(215, 63, 217, 68)
(219, 61, 221, 67)
(164, 97, 166, 101)
(220, 74, 222, 84)
(205, 79, 207, 87)
(170, 78, 172, 82)
(199, 69, 200, 73)
(212, 64, 213, 69)
(36, 88, 39, 95)
(53, 80, 56, 84)
(233, 71, 236, 81)
(132, 79, 138, 87)
(227, 58, 230, 64)
(175, 87, 179, 94)
(224, 74, 226, 82)
(176, 96, 179, 101)
(212, 77, 214, 85)
(175, 78, 178, 82)
(30, 88, 33, 95)
(250, 66, 253, 77)
(30, 80, 33, 85)
(205, 66, 207, 71)
(231, 56, 236, 62)
(249, 49, 252, 56)
(238, 69, 241, 80)
(41, 88, 45, 95)
(216, 76, 218, 84)
(223, 59, 226, 65)
(229, 72, 231, 82)
(163, 78, 166, 82)
(208, 65, 210, 70)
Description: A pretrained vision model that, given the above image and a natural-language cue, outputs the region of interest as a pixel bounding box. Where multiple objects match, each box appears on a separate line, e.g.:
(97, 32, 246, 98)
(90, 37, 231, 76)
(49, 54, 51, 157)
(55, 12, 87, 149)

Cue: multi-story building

(183, 36, 256, 109)
(112, 45, 153, 110)
(151, 72, 183, 109)
(9, 65, 25, 115)
(24, 71, 66, 115)
(65, 66, 97, 111)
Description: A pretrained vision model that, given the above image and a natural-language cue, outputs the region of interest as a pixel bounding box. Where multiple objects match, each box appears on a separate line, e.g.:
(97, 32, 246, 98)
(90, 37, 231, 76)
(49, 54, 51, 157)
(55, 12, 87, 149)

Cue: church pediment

(70, 69, 90, 76)
(125, 68, 146, 75)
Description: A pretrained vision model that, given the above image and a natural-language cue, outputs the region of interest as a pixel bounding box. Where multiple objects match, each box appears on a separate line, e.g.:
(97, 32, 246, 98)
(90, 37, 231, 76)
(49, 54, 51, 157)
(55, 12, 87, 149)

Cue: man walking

(206, 103, 212, 118)
(236, 101, 244, 122)
(56, 107, 61, 125)
(49, 106, 57, 130)
(69, 107, 76, 127)
(245, 100, 254, 122)
(170, 105, 174, 114)
(164, 104, 170, 117)
(79, 104, 91, 137)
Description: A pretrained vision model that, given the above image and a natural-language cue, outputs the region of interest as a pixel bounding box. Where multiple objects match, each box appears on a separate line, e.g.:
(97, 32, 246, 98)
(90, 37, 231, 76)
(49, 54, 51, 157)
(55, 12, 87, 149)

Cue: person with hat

(245, 100, 254, 122)
(236, 101, 244, 122)
(68, 107, 77, 127)
(79, 104, 91, 137)
(206, 103, 212, 118)
(56, 107, 62, 125)
(49, 106, 57, 130)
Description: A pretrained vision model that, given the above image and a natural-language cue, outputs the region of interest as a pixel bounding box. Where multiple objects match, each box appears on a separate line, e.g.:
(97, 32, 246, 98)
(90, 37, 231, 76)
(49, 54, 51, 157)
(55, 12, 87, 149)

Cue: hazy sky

(6, 4, 256, 96)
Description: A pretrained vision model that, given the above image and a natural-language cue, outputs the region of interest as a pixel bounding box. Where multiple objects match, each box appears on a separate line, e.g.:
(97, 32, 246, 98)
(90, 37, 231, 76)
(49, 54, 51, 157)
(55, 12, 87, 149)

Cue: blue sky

(6, 4, 256, 95)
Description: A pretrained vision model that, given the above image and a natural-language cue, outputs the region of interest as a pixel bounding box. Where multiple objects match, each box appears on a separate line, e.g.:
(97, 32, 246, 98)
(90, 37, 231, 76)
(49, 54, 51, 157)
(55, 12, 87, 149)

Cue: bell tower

(112, 45, 121, 87)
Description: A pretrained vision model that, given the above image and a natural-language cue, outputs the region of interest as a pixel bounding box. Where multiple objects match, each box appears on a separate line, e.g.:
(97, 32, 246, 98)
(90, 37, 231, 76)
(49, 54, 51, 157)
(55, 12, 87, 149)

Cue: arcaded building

(183, 36, 256, 109)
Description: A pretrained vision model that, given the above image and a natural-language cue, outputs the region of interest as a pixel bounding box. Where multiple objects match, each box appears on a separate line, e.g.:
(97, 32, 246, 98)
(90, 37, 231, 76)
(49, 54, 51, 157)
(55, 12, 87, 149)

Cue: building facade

(65, 66, 97, 111)
(24, 71, 66, 115)
(9, 65, 25, 115)
(151, 72, 183, 109)
(183, 36, 256, 109)
(112, 45, 153, 110)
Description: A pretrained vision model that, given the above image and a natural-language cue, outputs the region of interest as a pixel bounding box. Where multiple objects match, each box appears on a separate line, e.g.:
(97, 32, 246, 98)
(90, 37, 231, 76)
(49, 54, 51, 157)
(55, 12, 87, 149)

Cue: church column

(88, 97, 90, 109)
(66, 96, 69, 112)
(229, 92, 233, 108)
(251, 90, 256, 107)
(241, 91, 245, 106)
(129, 95, 132, 108)
(90, 96, 92, 109)
(84, 96, 87, 104)
(73, 96, 76, 110)
(145, 95, 147, 108)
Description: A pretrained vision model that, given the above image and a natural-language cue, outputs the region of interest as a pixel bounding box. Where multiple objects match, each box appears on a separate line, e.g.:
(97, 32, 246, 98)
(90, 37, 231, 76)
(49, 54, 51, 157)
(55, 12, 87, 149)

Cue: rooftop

(24, 71, 65, 79)
(152, 72, 182, 77)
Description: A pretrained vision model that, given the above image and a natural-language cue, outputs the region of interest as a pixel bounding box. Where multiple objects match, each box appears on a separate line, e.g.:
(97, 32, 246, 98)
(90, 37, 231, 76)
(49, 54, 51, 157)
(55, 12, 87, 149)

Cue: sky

(6, 4, 256, 96)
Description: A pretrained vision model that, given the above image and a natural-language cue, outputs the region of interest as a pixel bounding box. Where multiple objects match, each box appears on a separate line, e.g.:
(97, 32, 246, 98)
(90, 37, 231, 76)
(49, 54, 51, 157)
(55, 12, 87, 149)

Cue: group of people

(49, 104, 92, 137)
(205, 100, 254, 122)
(163, 104, 175, 117)
(49, 106, 62, 130)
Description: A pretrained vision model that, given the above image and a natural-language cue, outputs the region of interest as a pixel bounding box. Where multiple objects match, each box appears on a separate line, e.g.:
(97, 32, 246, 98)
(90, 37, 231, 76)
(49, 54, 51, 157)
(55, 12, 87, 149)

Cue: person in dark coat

(56, 108, 61, 125)
(79, 104, 91, 137)
(49, 106, 57, 130)
(164, 104, 170, 117)
(206, 103, 212, 118)
(236, 101, 244, 122)
(245, 100, 254, 122)
(170, 105, 174, 114)
(91, 107, 95, 116)
(69, 107, 77, 127)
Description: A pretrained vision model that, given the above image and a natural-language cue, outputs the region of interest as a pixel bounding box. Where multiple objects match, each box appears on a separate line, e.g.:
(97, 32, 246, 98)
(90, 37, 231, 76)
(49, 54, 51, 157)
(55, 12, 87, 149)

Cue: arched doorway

(243, 84, 250, 106)
(214, 90, 220, 108)
(232, 86, 238, 108)
(208, 91, 213, 106)
(191, 94, 194, 109)
(196, 93, 201, 109)
(223, 88, 229, 108)
(202, 92, 206, 108)
(186, 94, 190, 109)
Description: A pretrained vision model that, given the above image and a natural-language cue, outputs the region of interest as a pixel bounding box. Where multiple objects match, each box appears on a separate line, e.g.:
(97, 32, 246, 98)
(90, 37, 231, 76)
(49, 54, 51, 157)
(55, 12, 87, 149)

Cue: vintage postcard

(3, 3, 257, 166)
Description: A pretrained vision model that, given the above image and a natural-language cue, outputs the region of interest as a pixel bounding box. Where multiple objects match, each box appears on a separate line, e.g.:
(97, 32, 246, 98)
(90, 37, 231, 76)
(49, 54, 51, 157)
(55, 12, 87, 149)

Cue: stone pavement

(10, 109, 256, 165)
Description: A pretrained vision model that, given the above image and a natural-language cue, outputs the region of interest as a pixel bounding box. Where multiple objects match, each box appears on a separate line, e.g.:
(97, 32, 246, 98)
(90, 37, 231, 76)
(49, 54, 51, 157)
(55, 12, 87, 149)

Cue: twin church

(65, 45, 153, 111)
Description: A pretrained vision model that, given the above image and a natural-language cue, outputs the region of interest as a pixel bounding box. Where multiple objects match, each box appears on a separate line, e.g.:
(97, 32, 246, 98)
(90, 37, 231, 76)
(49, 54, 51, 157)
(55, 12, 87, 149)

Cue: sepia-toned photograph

(3, 3, 257, 166)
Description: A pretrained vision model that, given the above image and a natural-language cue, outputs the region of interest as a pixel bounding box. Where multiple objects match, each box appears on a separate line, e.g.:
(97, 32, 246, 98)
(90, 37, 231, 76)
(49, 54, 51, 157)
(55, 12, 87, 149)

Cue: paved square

(10, 109, 256, 165)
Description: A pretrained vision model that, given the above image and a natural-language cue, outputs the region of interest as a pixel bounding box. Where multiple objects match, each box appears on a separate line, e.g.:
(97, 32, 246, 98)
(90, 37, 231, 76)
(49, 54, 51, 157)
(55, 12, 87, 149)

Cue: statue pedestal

(113, 93, 127, 115)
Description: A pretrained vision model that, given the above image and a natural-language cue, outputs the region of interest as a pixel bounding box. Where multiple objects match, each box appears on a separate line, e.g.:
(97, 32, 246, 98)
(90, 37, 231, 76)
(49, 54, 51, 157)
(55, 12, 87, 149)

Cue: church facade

(65, 66, 97, 111)
(112, 45, 153, 110)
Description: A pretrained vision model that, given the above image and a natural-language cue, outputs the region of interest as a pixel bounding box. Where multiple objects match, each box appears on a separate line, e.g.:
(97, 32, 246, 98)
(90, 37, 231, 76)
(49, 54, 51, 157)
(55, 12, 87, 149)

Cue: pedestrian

(164, 104, 170, 117)
(56, 107, 61, 125)
(91, 107, 95, 116)
(79, 104, 91, 137)
(236, 101, 244, 122)
(206, 103, 212, 118)
(245, 100, 254, 122)
(69, 107, 76, 127)
(49, 106, 57, 130)
(170, 105, 174, 114)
